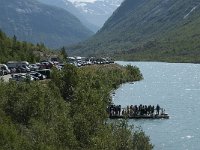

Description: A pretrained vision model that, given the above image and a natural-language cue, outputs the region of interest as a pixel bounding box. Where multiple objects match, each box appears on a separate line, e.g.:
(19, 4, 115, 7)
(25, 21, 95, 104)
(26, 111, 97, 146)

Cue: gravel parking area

(0, 74, 12, 82)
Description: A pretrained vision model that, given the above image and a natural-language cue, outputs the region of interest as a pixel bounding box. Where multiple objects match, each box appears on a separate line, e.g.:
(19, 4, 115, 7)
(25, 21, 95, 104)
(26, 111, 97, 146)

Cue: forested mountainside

(0, 0, 93, 48)
(0, 29, 50, 63)
(69, 0, 200, 63)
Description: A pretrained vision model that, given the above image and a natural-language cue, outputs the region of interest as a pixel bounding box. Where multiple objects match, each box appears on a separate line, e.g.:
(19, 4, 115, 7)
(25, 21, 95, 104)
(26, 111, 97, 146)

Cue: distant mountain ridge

(69, 0, 200, 62)
(0, 0, 93, 48)
(38, 0, 123, 32)
(37, 0, 99, 32)
(69, 0, 123, 28)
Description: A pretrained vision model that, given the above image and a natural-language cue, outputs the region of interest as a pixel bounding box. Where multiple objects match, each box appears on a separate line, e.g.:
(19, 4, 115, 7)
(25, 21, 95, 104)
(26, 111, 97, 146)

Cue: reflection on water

(113, 61, 200, 150)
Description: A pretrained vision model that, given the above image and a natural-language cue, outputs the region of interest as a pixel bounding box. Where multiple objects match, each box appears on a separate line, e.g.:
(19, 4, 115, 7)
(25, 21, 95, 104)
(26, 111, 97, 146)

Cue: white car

(0, 64, 11, 75)
(29, 64, 39, 71)
(29, 72, 46, 80)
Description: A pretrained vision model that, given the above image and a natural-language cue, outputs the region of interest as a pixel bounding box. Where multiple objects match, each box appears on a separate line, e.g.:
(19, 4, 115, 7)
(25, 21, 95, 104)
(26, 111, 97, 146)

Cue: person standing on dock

(118, 105, 121, 116)
(156, 104, 160, 115)
(151, 105, 155, 115)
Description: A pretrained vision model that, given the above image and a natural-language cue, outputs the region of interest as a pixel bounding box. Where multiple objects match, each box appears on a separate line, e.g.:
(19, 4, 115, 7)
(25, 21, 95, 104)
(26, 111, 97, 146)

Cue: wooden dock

(109, 114, 169, 119)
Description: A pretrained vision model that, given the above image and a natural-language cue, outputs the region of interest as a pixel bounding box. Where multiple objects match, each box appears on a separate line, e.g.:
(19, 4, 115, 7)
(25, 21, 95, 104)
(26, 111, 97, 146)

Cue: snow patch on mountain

(184, 5, 198, 19)
(67, 0, 123, 27)
(68, 0, 97, 3)
(37, 0, 123, 30)
(68, 0, 123, 15)
(16, 8, 34, 14)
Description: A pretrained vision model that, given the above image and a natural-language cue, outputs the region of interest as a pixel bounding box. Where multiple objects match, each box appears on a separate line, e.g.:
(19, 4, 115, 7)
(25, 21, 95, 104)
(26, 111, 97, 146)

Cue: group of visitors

(108, 104, 165, 117)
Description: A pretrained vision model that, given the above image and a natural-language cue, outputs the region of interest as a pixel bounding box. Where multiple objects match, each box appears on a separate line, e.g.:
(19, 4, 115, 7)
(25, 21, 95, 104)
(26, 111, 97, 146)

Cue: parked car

(40, 61, 53, 69)
(7, 61, 29, 69)
(29, 64, 39, 71)
(9, 67, 17, 73)
(28, 74, 39, 81)
(37, 69, 51, 79)
(29, 72, 46, 80)
(0, 64, 10, 75)
(16, 66, 30, 73)
(9, 74, 38, 82)
(9, 74, 25, 82)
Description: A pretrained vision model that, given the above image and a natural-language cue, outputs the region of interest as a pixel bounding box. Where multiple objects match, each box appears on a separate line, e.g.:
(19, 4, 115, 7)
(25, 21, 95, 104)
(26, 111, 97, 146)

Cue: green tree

(60, 47, 68, 62)
(0, 64, 153, 150)
(51, 64, 78, 102)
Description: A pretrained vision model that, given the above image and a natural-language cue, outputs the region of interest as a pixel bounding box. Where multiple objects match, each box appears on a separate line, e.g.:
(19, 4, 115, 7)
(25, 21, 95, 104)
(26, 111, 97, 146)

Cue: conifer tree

(60, 47, 68, 62)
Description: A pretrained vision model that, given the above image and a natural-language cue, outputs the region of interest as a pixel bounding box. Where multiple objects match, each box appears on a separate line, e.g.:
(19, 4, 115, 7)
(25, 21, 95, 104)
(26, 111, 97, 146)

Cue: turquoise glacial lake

(113, 61, 200, 150)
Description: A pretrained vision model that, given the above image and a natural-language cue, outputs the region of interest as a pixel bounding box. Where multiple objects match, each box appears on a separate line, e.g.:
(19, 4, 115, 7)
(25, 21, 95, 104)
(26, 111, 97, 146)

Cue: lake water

(113, 61, 200, 150)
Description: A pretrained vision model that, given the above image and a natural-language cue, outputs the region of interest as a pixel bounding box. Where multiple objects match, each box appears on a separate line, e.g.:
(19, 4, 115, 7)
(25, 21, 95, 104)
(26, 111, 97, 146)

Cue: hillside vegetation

(0, 29, 50, 63)
(0, 64, 153, 150)
(69, 0, 200, 63)
(0, 28, 153, 149)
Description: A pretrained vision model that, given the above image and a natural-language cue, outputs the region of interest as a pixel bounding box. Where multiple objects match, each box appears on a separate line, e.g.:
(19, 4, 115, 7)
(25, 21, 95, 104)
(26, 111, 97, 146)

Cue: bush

(0, 64, 152, 149)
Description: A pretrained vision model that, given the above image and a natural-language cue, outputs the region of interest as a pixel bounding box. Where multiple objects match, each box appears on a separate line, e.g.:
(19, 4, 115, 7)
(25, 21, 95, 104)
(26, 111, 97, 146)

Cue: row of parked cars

(1, 57, 115, 75)
(6, 61, 58, 73)
(1, 57, 115, 81)
(1, 60, 63, 75)
(9, 70, 50, 81)
(0, 60, 58, 82)
(70, 57, 114, 67)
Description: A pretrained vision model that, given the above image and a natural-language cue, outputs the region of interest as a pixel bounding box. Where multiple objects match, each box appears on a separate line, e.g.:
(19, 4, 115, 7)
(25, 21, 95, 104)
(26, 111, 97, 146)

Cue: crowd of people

(108, 104, 165, 117)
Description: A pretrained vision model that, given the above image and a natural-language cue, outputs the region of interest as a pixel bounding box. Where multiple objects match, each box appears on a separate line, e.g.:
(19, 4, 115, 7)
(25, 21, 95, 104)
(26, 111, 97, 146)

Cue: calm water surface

(113, 61, 200, 150)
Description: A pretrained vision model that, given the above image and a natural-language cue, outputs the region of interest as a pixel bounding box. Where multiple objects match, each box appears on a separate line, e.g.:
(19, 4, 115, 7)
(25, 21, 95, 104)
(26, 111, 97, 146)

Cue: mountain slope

(69, 0, 200, 62)
(0, 0, 93, 48)
(38, 0, 123, 32)
(37, 0, 99, 32)
(69, 0, 123, 28)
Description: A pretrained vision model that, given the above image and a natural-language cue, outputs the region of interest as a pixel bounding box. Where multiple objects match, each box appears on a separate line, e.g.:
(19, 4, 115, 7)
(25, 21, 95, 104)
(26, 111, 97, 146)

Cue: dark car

(29, 64, 39, 71)
(37, 69, 51, 79)
(16, 66, 30, 73)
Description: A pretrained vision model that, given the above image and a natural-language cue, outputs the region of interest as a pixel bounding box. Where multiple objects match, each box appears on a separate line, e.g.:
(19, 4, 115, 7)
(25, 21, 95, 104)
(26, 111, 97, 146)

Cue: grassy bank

(0, 64, 153, 150)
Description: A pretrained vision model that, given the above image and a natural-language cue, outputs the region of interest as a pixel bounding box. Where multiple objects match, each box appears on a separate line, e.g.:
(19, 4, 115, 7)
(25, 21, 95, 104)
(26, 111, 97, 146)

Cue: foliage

(51, 64, 78, 102)
(111, 120, 153, 150)
(0, 81, 77, 150)
(0, 30, 51, 63)
(60, 47, 68, 62)
(0, 64, 152, 149)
